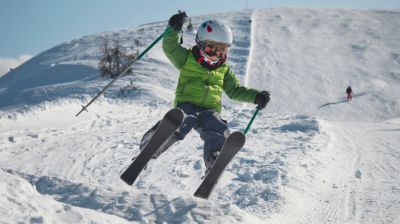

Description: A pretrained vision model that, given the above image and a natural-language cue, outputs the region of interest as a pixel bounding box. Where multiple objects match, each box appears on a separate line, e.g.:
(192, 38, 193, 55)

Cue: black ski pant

(140, 103, 230, 164)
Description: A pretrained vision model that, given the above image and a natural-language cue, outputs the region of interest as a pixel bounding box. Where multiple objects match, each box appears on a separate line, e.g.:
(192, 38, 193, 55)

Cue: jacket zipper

(201, 71, 213, 105)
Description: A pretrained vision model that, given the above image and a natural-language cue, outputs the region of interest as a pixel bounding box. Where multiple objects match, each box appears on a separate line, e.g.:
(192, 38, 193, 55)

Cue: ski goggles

(202, 41, 229, 57)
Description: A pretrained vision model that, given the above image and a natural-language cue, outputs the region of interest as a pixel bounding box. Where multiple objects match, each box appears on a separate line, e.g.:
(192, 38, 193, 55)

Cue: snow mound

(278, 115, 319, 133)
(0, 169, 132, 224)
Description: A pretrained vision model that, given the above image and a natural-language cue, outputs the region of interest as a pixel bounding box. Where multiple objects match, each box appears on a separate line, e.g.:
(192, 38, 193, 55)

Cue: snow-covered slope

(1, 8, 399, 224)
(247, 8, 400, 122)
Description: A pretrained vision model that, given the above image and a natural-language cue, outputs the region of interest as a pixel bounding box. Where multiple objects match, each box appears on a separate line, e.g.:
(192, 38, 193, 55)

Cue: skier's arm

(162, 27, 189, 69)
(223, 69, 259, 103)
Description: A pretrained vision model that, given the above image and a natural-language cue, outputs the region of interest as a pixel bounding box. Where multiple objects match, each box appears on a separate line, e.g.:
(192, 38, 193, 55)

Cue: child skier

(140, 12, 270, 173)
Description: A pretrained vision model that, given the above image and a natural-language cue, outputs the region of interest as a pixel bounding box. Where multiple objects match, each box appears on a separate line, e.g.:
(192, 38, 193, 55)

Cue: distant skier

(346, 86, 353, 101)
(140, 12, 270, 173)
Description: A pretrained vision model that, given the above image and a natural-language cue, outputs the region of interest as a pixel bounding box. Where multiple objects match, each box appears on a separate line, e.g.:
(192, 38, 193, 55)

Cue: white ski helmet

(196, 20, 233, 46)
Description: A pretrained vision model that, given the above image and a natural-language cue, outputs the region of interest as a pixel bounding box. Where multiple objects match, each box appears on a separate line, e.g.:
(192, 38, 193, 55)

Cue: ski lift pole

(243, 106, 261, 135)
(76, 28, 172, 117)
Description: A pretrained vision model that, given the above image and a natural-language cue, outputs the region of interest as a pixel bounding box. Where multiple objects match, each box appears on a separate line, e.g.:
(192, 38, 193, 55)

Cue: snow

(1, 8, 400, 224)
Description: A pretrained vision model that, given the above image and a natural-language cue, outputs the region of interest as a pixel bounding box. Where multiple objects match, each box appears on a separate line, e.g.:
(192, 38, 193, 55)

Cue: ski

(120, 108, 184, 185)
(194, 131, 246, 199)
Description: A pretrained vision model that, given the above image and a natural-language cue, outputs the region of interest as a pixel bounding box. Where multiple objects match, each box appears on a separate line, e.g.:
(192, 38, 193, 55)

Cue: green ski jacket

(163, 27, 259, 112)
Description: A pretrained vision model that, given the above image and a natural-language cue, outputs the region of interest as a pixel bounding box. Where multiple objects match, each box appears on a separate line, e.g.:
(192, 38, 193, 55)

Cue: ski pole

(76, 28, 172, 117)
(243, 106, 261, 135)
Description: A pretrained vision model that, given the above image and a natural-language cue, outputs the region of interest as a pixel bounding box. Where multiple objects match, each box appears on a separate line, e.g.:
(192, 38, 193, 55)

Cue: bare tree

(98, 34, 140, 79)
(99, 37, 112, 78)
(187, 17, 193, 31)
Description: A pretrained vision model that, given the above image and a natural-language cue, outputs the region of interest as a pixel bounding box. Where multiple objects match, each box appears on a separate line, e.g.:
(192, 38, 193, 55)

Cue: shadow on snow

(318, 92, 370, 109)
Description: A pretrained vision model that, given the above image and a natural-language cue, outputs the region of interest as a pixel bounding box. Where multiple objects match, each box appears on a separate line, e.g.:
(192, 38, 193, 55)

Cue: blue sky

(0, 0, 399, 59)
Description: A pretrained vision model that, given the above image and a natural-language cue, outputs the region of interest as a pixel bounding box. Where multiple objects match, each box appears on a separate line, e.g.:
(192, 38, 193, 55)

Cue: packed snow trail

(266, 119, 400, 224)
(244, 8, 400, 223)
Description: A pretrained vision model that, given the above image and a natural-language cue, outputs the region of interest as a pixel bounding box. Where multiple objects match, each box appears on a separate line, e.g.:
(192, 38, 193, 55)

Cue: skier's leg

(196, 110, 230, 171)
(175, 103, 201, 140)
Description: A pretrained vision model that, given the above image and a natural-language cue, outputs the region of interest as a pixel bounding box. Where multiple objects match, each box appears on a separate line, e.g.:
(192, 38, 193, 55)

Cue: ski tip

(230, 131, 246, 144)
(166, 108, 184, 125)
(194, 192, 210, 200)
(120, 173, 134, 186)
(232, 131, 245, 137)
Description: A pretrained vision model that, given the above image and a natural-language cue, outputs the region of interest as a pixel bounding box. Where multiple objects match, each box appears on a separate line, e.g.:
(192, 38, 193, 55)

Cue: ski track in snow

(1, 8, 400, 224)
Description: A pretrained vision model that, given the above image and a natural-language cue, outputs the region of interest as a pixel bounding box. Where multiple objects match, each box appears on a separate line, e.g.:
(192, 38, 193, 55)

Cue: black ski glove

(168, 12, 188, 31)
(254, 91, 270, 109)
